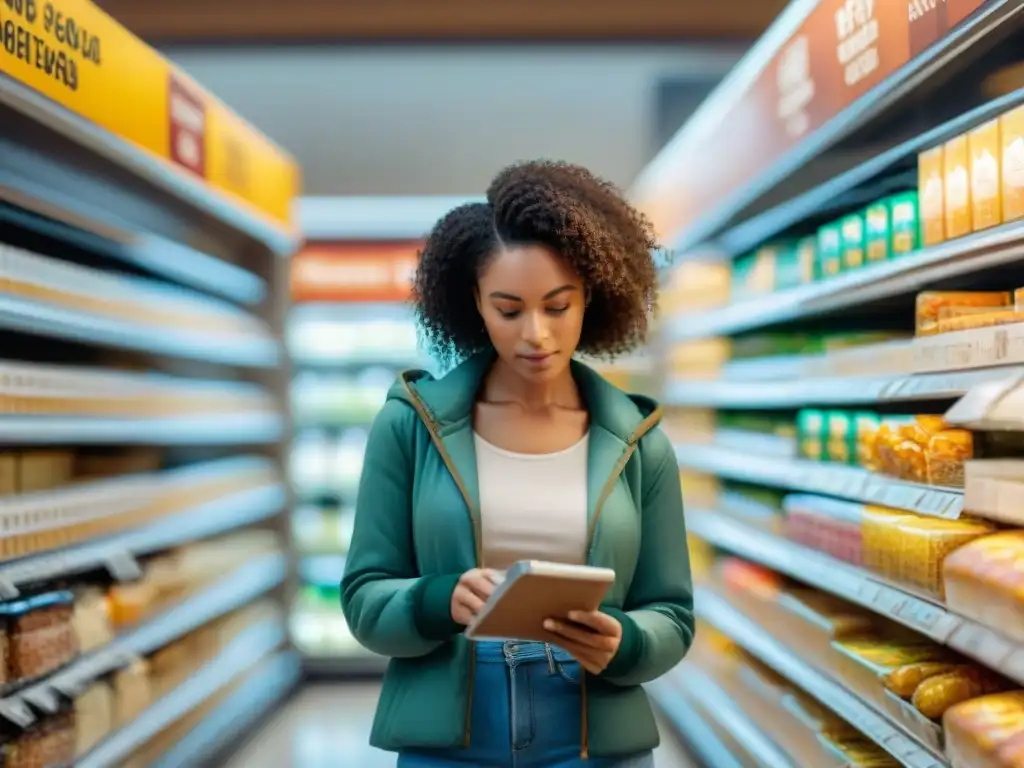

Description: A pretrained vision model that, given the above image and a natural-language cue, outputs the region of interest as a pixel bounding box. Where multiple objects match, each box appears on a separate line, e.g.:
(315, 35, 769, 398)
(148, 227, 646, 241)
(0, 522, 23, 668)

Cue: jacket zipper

(400, 380, 482, 749)
(578, 408, 663, 760)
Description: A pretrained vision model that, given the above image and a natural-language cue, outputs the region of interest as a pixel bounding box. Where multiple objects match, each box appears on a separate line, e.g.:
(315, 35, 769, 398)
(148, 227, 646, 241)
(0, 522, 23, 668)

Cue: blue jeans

(397, 641, 655, 768)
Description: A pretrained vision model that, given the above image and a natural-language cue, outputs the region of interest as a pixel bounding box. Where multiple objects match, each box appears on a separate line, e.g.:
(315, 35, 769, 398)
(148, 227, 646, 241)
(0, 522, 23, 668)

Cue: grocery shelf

(77, 621, 290, 768)
(0, 413, 283, 445)
(0, 482, 284, 599)
(0, 292, 279, 368)
(690, 513, 1024, 690)
(0, 551, 287, 729)
(150, 650, 301, 768)
(697, 590, 949, 768)
(647, 678, 744, 768)
(667, 667, 796, 768)
(674, 443, 963, 518)
(665, 365, 1024, 409)
(303, 653, 389, 679)
(667, 221, 1024, 341)
(0, 72, 297, 258)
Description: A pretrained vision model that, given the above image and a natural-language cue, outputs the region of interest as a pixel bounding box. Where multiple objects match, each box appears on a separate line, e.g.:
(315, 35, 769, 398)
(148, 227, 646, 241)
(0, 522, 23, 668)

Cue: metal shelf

(0, 552, 287, 729)
(0, 293, 278, 368)
(647, 678, 743, 768)
(675, 442, 963, 518)
(0, 483, 284, 598)
(77, 621, 290, 768)
(697, 590, 949, 768)
(0, 413, 283, 445)
(151, 650, 301, 768)
(690, 512, 1024, 688)
(666, 667, 796, 768)
(665, 366, 1024, 409)
(667, 221, 1024, 341)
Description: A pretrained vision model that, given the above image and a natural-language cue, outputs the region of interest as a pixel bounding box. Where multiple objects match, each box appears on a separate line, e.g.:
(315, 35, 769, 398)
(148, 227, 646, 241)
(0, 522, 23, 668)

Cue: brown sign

(635, 0, 993, 247)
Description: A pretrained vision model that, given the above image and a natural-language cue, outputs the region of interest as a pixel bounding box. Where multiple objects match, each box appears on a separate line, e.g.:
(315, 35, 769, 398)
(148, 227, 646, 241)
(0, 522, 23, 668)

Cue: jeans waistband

(475, 640, 576, 666)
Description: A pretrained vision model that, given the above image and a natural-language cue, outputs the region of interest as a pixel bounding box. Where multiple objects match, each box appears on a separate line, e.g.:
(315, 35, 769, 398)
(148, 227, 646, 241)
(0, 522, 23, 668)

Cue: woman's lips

(518, 352, 556, 366)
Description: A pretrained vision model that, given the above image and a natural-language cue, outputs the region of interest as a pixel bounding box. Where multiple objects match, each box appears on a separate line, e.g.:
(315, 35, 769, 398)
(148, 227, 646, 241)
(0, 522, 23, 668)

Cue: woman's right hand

(450, 568, 501, 625)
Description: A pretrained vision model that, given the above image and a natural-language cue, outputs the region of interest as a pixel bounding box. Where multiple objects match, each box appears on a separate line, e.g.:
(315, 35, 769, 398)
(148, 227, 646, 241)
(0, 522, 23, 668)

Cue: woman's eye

(498, 309, 521, 319)
(547, 306, 569, 315)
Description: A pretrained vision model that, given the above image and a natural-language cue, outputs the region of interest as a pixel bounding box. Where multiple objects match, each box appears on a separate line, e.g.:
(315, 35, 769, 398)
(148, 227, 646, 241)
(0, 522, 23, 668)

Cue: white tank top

(474, 432, 589, 572)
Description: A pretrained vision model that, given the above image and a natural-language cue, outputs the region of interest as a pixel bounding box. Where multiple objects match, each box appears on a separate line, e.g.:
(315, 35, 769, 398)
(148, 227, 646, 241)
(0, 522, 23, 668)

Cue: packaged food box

(795, 236, 816, 284)
(816, 223, 843, 279)
(944, 532, 1024, 643)
(919, 146, 946, 247)
(945, 691, 1024, 768)
(854, 412, 882, 470)
(783, 494, 864, 566)
(865, 201, 891, 263)
(841, 213, 866, 271)
(797, 409, 827, 461)
(891, 515, 994, 596)
(945, 134, 973, 239)
(890, 192, 921, 255)
(826, 410, 855, 464)
(1001, 104, 1024, 223)
(969, 119, 1003, 231)
(915, 291, 1012, 336)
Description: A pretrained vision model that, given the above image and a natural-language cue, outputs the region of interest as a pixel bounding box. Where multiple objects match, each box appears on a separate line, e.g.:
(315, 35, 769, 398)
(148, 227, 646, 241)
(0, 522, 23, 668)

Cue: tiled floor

(227, 683, 698, 767)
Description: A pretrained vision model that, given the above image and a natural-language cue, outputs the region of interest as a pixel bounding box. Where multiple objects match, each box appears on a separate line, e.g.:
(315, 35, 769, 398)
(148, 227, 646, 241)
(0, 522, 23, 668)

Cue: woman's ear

(474, 285, 483, 315)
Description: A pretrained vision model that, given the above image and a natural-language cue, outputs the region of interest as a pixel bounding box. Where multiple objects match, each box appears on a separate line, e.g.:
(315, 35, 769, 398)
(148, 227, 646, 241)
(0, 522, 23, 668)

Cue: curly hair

(412, 161, 660, 367)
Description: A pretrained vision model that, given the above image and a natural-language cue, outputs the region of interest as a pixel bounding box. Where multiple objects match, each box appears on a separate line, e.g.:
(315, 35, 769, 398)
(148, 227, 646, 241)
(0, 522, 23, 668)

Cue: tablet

(464, 560, 616, 643)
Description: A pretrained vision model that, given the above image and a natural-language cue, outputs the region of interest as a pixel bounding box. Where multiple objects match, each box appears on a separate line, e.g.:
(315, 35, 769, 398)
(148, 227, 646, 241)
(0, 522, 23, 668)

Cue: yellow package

(893, 515, 995, 596)
(915, 291, 1012, 336)
(945, 692, 1024, 766)
(969, 119, 1003, 231)
(919, 146, 946, 246)
(912, 667, 1009, 720)
(925, 429, 974, 487)
(943, 532, 1024, 641)
(1001, 105, 1024, 223)
(861, 505, 916, 579)
(945, 134, 973, 239)
(882, 661, 961, 699)
(854, 413, 882, 470)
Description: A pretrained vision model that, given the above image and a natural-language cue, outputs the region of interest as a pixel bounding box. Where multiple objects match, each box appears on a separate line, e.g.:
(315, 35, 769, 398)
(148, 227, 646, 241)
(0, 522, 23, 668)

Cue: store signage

(0, 0, 299, 233)
(291, 242, 421, 303)
(634, 0, 992, 247)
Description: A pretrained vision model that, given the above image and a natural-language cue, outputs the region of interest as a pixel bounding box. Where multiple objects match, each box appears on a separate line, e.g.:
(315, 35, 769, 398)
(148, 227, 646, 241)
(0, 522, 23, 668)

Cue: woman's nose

(521, 311, 549, 344)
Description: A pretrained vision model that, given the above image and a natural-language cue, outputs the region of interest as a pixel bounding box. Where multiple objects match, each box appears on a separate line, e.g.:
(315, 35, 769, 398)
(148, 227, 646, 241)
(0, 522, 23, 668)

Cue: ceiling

(96, 0, 790, 43)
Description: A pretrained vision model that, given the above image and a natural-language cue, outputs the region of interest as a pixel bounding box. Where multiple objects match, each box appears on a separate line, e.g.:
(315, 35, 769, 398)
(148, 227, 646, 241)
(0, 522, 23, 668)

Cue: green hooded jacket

(340, 351, 694, 758)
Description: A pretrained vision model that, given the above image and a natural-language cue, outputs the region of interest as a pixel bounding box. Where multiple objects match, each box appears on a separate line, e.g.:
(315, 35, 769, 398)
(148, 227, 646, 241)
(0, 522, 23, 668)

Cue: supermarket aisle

(227, 683, 697, 767)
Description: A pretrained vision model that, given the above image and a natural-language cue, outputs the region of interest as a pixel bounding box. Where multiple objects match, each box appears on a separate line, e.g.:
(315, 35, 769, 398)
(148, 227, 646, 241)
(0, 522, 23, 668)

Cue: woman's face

(475, 243, 586, 383)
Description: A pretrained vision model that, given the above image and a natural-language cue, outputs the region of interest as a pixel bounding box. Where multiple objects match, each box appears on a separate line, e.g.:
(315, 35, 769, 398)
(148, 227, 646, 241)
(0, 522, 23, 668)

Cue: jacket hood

(386, 349, 661, 443)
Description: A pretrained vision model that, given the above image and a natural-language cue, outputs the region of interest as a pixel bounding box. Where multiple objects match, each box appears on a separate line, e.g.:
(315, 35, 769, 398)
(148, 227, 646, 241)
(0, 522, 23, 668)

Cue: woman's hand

(450, 568, 501, 626)
(543, 610, 622, 675)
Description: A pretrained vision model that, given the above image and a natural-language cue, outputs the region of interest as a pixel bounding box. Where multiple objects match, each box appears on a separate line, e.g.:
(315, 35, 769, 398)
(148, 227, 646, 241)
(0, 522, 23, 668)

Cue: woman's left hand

(543, 610, 621, 675)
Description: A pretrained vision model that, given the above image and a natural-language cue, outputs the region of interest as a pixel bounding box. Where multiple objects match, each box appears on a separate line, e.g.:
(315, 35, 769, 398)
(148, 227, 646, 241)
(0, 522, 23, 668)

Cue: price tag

(104, 550, 142, 582)
(0, 697, 35, 728)
(21, 686, 60, 714)
(0, 576, 19, 601)
(953, 622, 1012, 669)
(1002, 649, 1024, 685)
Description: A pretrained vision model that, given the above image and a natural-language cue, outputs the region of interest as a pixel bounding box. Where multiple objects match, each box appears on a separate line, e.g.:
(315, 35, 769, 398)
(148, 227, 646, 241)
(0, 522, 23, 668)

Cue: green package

(841, 214, 866, 271)
(797, 409, 827, 462)
(816, 223, 843, 280)
(890, 192, 921, 256)
(826, 410, 855, 465)
(865, 201, 891, 263)
(796, 236, 817, 284)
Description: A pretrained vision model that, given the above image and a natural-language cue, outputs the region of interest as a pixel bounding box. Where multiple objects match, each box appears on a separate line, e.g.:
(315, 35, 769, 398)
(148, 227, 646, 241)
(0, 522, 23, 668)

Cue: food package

(970, 119, 1003, 232)
(72, 588, 114, 654)
(945, 134, 973, 239)
(6, 591, 78, 683)
(926, 429, 974, 487)
(890, 192, 921, 256)
(841, 213, 866, 271)
(783, 495, 864, 566)
(5, 711, 76, 768)
(822, 734, 902, 767)
(915, 292, 1012, 337)
(861, 506, 916, 579)
(882, 661, 962, 699)
(74, 681, 114, 756)
(865, 201, 891, 263)
(816, 223, 843, 279)
(1002, 104, 1024, 224)
(113, 660, 152, 729)
(911, 667, 1010, 721)
(944, 532, 1024, 642)
(854, 413, 882, 470)
(919, 146, 946, 247)
(944, 691, 1024, 768)
(798, 409, 827, 462)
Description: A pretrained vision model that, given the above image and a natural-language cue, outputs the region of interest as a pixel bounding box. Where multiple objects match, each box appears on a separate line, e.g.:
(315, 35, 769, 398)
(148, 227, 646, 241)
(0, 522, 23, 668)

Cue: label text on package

(1, 0, 101, 92)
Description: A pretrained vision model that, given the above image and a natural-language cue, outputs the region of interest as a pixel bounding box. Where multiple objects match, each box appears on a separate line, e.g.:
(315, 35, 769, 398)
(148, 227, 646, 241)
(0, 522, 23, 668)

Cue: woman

(341, 161, 694, 767)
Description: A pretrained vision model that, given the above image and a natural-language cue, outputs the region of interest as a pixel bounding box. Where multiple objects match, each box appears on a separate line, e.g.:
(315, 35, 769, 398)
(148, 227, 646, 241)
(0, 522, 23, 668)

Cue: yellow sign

(0, 0, 299, 235)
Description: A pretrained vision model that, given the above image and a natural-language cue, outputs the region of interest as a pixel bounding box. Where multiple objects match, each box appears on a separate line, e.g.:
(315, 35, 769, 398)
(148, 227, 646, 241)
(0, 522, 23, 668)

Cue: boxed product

(944, 692, 1024, 768)
(783, 494, 864, 566)
(816, 223, 843, 279)
(945, 134, 973, 239)
(865, 200, 891, 263)
(841, 213, 866, 271)
(969, 119, 1003, 231)
(1001, 104, 1024, 223)
(919, 146, 946, 246)
(914, 291, 1012, 336)
(944, 532, 1024, 643)
(890, 192, 921, 255)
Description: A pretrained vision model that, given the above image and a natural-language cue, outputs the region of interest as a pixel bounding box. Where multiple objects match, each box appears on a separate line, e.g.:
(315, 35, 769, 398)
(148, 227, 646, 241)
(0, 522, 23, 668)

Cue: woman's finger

(464, 575, 496, 600)
(459, 592, 486, 615)
(543, 619, 612, 650)
(567, 610, 618, 635)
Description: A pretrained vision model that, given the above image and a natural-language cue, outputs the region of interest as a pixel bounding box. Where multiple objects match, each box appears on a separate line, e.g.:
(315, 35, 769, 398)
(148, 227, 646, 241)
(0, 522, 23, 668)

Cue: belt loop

(544, 643, 556, 674)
